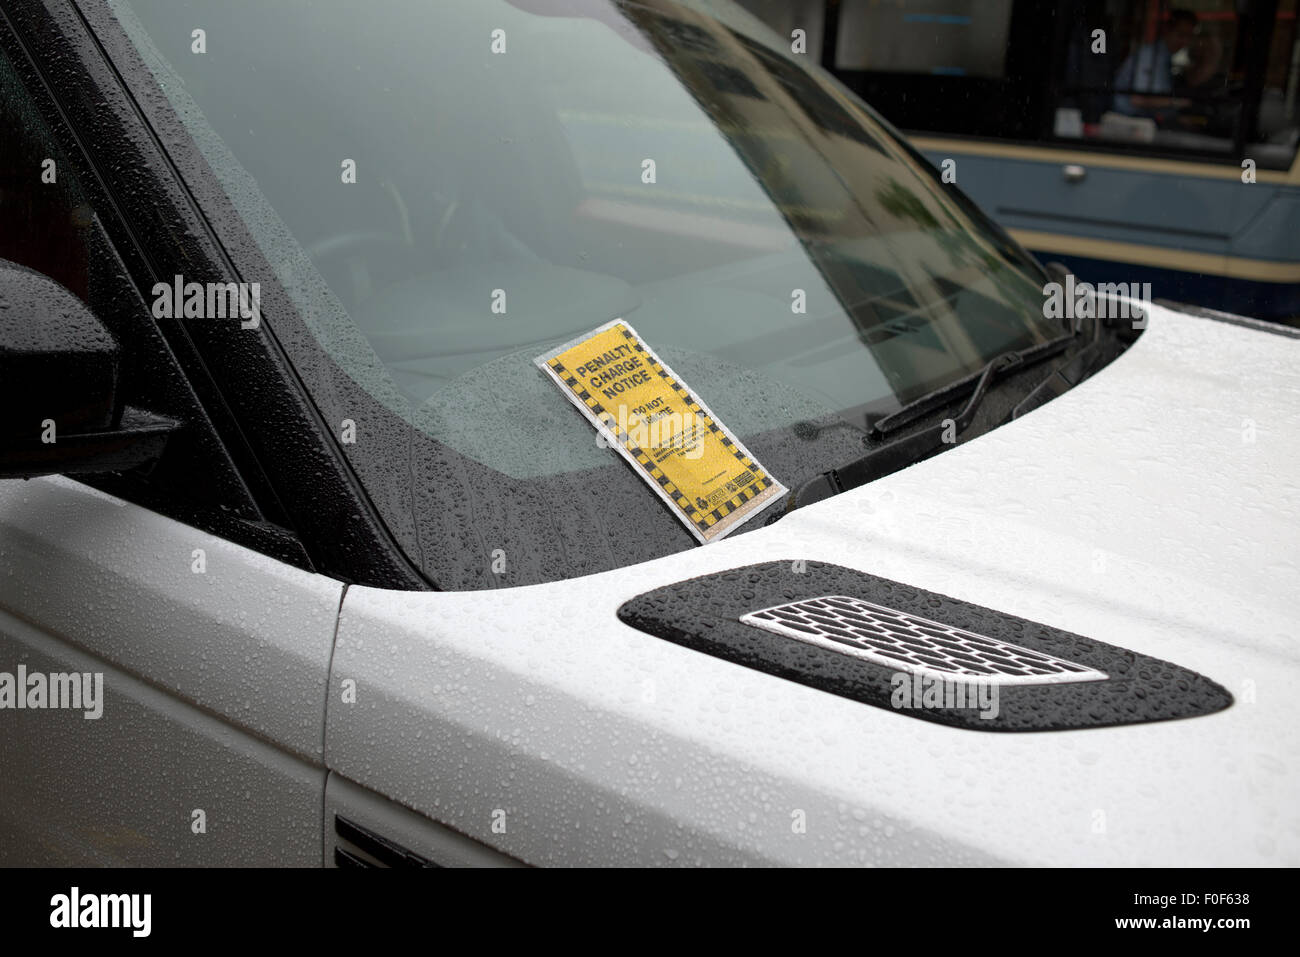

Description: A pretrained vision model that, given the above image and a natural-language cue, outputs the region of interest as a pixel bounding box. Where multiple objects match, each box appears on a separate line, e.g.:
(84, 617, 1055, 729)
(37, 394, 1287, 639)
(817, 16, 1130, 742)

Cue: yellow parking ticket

(535, 319, 787, 543)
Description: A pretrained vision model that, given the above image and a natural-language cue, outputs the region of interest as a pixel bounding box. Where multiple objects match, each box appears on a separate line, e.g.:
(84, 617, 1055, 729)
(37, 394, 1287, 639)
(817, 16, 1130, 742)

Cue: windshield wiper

(780, 337, 1072, 515)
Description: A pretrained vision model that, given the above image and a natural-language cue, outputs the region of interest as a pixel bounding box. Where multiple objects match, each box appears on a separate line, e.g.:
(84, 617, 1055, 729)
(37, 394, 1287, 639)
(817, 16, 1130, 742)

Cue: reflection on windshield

(601, 4, 1055, 416)
(115, 0, 1051, 429)
(111, 0, 1060, 586)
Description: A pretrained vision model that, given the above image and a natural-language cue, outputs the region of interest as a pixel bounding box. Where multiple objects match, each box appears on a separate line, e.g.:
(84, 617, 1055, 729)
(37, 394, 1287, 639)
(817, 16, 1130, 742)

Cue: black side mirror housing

(0, 259, 177, 478)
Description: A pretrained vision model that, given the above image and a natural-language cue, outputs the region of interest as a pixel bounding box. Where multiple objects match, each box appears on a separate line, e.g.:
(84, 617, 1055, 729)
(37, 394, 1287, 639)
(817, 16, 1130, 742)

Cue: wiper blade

(782, 338, 1071, 514)
(870, 334, 1073, 436)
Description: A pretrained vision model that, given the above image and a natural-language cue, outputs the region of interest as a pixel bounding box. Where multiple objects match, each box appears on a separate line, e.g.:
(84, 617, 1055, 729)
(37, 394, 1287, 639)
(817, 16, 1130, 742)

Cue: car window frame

(0, 6, 302, 558)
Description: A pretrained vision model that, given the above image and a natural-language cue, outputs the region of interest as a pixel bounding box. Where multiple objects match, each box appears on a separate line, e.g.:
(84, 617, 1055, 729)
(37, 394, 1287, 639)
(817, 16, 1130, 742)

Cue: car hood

(784, 302, 1300, 674)
(332, 301, 1300, 865)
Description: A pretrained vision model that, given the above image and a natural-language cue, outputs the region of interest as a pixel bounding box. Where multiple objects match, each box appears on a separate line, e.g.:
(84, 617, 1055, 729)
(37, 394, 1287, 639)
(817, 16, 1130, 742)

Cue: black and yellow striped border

(546, 322, 775, 537)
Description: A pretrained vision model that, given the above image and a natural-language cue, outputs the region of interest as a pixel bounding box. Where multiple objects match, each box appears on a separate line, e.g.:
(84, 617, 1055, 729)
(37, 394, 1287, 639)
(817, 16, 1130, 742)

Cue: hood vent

(741, 595, 1107, 685)
(617, 561, 1232, 732)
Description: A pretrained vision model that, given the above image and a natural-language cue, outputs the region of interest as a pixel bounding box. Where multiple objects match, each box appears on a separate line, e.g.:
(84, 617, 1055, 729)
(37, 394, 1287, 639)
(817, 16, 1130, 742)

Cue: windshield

(110, 0, 1057, 588)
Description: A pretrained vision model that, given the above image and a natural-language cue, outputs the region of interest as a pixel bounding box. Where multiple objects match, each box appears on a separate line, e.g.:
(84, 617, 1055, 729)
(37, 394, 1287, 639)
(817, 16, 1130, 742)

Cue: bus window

(1050, 0, 1298, 169)
(737, 0, 1298, 170)
(1053, 2, 1242, 155)
(771, 0, 1053, 141)
(830, 0, 1015, 78)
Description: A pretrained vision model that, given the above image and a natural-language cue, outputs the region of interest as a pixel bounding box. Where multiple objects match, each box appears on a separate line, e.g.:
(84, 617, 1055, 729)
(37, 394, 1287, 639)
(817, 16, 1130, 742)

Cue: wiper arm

(782, 339, 1070, 514)
(870, 334, 1073, 436)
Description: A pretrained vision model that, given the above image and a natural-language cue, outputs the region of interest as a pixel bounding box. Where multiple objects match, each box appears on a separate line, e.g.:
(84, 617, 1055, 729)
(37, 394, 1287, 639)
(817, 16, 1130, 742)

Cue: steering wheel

(305, 180, 466, 262)
(304, 229, 410, 264)
(430, 186, 465, 253)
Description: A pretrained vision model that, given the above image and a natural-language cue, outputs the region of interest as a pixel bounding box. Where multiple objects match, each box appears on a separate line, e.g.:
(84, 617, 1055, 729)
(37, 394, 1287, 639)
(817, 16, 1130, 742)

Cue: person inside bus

(1112, 8, 1199, 118)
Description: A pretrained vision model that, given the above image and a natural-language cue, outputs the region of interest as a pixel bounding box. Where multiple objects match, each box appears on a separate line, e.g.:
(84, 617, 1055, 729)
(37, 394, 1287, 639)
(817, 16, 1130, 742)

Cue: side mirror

(0, 258, 177, 479)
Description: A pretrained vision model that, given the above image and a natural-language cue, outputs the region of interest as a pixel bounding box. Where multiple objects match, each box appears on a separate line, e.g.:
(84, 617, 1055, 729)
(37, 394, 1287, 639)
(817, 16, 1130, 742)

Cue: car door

(0, 8, 338, 866)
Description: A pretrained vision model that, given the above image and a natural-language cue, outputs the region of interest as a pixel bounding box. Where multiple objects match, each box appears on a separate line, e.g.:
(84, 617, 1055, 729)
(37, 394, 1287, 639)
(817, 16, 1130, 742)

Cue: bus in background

(738, 0, 1300, 323)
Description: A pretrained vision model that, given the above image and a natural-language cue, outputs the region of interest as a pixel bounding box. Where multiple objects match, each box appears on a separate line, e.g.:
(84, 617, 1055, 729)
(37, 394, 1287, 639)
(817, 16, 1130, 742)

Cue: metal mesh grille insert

(740, 595, 1107, 685)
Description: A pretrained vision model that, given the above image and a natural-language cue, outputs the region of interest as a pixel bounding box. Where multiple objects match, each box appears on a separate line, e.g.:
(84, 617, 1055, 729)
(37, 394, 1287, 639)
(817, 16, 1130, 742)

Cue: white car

(1, 0, 1296, 867)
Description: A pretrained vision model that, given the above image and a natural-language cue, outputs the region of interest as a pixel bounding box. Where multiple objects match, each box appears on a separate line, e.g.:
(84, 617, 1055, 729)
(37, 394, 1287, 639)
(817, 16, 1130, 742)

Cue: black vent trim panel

(616, 561, 1232, 732)
(334, 814, 439, 868)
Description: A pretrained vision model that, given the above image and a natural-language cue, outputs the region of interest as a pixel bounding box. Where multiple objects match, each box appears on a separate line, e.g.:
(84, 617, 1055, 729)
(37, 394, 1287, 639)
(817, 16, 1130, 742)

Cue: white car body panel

(0, 610, 323, 865)
(0, 476, 341, 760)
(0, 477, 340, 864)
(328, 302, 1300, 866)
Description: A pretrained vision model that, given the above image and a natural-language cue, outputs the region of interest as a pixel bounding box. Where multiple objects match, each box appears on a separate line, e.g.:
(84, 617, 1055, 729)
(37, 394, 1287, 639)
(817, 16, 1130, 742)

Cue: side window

(0, 37, 267, 528)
